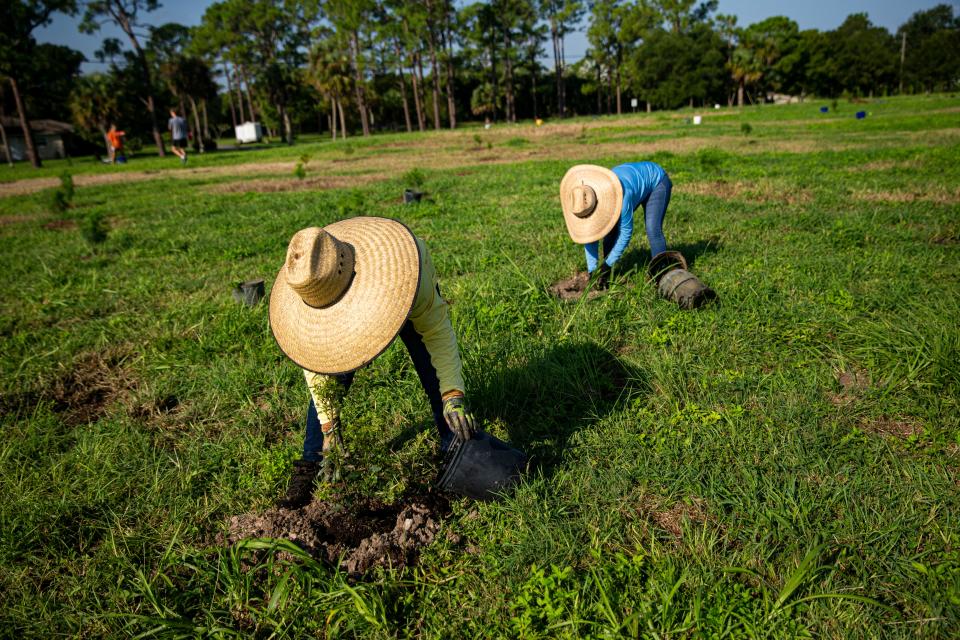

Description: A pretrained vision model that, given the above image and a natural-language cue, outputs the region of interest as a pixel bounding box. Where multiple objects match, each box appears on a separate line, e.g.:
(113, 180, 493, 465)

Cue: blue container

(819, 106, 828, 113)
(856, 111, 867, 119)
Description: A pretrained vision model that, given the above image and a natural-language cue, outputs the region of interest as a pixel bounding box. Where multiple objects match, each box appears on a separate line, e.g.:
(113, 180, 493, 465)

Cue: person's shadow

(384, 342, 646, 476)
(614, 237, 722, 277)
(468, 340, 649, 473)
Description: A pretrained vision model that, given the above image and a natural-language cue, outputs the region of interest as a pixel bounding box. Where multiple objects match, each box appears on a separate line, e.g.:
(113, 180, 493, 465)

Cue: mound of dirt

(221, 492, 450, 575)
(549, 271, 605, 301)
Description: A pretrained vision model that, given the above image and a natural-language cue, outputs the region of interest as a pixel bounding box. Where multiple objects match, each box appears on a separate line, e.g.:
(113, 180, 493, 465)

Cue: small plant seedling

(293, 163, 306, 180)
(741, 122, 753, 136)
(59, 172, 75, 203)
(343, 143, 355, 156)
(486, 141, 493, 150)
(403, 168, 426, 189)
(80, 210, 109, 246)
(46, 188, 69, 214)
(473, 133, 483, 148)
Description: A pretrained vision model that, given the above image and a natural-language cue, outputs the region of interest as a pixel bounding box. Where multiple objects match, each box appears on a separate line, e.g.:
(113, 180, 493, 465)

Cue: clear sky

(37, 0, 960, 74)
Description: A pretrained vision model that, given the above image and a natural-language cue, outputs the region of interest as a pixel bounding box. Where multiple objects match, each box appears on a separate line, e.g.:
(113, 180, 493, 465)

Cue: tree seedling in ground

(741, 122, 753, 136)
(80, 210, 109, 246)
(312, 375, 347, 484)
(60, 171, 75, 202)
(293, 153, 311, 179)
(473, 133, 483, 148)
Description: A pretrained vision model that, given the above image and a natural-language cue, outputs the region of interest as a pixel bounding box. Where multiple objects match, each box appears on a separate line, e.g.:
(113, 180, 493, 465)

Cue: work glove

(592, 263, 611, 290)
(443, 394, 477, 442)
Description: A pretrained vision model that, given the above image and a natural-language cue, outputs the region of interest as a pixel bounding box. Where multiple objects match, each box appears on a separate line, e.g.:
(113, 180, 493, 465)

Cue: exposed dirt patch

(639, 495, 709, 540)
(548, 271, 605, 301)
(221, 490, 450, 575)
(682, 179, 813, 205)
(828, 366, 872, 406)
(853, 186, 960, 205)
(203, 173, 381, 194)
(860, 416, 922, 439)
(43, 218, 77, 230)
(24, 346, 140, 427)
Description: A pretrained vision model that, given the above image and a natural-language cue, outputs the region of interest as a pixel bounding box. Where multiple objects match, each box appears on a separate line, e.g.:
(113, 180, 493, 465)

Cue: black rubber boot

(278, 459, 321, 509)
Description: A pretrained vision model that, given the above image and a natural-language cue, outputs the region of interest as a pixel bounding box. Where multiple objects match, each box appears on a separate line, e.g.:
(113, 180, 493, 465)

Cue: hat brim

(560, 165, 623, 244)
(269, 217, 421, 375)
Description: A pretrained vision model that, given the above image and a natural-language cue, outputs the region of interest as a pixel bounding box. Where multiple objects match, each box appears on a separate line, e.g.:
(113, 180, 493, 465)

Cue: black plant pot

(232, 279, 265, 307)
(437, 430, 526, 501)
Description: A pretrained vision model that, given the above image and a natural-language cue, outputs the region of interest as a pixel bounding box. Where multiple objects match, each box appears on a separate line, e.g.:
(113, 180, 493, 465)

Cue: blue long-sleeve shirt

(584, 161, 666, 272)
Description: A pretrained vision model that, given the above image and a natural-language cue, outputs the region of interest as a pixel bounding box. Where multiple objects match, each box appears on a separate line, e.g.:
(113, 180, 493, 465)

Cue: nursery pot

(403, 189, 423, 204)
(658, 269, 716, 310)
(437, 430, 526, 501)
(232, 279, 265, 307)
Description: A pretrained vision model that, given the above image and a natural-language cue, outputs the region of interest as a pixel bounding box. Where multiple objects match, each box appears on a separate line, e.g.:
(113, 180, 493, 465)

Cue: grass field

(1, 94, 958, 638)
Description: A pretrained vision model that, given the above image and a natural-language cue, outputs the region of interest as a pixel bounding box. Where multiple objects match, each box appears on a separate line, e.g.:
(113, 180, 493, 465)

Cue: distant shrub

(740, 122, 753, 136)
(486, 140, 493, 150)
(126, 136, 143, 153)
(403, 168, 426, 189)
(46, 188, 69, 214)
(59, 171, 75, 202)
(80, 210, 109, 245)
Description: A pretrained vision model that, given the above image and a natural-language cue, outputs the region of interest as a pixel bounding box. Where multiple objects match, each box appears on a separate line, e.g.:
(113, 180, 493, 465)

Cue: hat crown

(284, 227, 356, 308)
(570, 184, 598, 218)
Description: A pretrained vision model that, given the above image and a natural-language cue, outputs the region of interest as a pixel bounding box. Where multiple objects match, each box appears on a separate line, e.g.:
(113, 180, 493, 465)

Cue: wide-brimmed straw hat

(559, 164, 623, 243)
(269, 216, 421, 374)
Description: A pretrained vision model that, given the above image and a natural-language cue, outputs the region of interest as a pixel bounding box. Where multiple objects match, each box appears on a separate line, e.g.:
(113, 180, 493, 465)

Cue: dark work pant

(602, 173, 672, 260)
(303, 319, 451, 461)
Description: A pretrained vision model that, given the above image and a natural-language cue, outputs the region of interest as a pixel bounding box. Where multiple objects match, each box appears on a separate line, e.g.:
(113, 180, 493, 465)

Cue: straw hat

(269, 217, 421, 374)
(559, 164, 624, 243)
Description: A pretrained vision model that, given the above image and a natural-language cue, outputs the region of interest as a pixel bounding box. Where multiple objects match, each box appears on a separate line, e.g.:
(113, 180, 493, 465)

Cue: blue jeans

(302, 319, 452, 461)
(603, 173, 672, 259)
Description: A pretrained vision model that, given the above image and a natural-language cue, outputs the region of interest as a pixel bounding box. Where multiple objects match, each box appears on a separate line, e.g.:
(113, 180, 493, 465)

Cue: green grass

(1, 94, 958, 637)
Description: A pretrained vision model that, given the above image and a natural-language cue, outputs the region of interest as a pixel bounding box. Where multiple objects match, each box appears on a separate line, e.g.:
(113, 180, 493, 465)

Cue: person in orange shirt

(106, 124, 125, 164)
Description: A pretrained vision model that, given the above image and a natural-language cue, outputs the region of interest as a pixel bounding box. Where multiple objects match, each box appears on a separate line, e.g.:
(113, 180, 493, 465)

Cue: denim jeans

(302, 319, 452, 461)
(603, 173, 672, 259)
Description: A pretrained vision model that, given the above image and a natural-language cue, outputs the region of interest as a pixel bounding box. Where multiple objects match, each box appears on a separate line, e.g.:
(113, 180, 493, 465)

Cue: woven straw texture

(560, 164, 623, 243)
(270, 217, 421, 374)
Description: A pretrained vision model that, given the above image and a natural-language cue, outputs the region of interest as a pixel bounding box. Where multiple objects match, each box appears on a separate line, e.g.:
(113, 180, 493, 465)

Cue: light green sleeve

(303, 369, 337, 424)
(409, 238, 465, 395)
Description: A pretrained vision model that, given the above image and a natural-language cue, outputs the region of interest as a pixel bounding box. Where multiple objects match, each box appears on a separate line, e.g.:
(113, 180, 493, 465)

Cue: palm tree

(308, 41, 352, 140)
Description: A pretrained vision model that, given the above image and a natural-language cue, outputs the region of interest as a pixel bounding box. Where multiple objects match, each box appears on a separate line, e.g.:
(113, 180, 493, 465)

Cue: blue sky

(38, 0, 959, 74)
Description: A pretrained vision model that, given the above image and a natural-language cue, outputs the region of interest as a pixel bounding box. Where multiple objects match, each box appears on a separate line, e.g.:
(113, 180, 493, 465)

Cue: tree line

(2, 0, 958, 166)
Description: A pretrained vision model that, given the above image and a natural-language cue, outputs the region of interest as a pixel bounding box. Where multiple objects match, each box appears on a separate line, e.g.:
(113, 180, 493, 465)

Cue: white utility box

(235, 122, 263, 144)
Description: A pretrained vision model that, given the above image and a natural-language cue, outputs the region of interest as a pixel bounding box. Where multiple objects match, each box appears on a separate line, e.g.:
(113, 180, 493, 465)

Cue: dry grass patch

(853, 186, 960, 205)
(859, 416, 923, 439)
(682, 179, 812, 204)
(204, 173, 381, 194)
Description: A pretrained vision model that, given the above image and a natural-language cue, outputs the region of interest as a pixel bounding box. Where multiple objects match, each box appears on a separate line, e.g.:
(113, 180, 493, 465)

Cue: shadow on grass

(615, 237, 722, 275)
(471, 341, 649, 474)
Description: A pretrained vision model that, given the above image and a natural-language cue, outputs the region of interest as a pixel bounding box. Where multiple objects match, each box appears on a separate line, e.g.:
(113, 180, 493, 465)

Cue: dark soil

(549, 271, 604, 301)
(221, 490, 451, 575)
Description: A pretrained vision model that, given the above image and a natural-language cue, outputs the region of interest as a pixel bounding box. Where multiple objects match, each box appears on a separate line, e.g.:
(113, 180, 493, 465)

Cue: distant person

(560, 161, 673, 288)
(559, 161, 715, 308)
(168, 109, 188, 164)
(106, 124, 125, 164)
